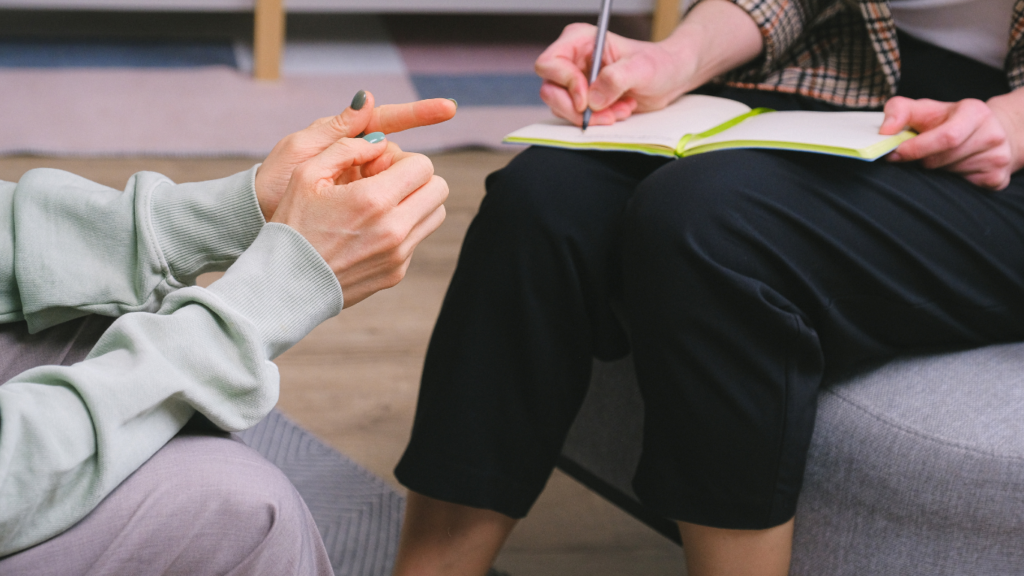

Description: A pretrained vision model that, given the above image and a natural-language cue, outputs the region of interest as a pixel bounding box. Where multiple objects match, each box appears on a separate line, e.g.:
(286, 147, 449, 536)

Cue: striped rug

(0, 14, 586, 157)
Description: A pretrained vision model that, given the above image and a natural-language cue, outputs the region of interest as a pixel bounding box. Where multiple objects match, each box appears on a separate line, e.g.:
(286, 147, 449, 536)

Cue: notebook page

(504, 95, 752, 149)
(691, 111, 893, 151)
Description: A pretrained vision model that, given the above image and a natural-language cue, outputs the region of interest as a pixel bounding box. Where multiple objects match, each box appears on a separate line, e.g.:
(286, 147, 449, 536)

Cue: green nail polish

(447, 98, 458, 109)
(351, 90, 367, 110)
(362, 131, 385, 144)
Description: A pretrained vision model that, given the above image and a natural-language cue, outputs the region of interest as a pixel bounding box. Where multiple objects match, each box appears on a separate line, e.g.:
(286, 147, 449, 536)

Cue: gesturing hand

(255, 91, 457, 220)
(881, 96, 1021, 190)
(271, 134, 448, 308)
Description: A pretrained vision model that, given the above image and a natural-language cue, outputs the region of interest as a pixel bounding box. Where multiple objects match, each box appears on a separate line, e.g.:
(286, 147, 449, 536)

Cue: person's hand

(535, 23, 684, 126)
(271, 134, 448, 308)
(533, 0, 763, 127)
(880, 96, 1021, 190)
(255, 91, 456, 220)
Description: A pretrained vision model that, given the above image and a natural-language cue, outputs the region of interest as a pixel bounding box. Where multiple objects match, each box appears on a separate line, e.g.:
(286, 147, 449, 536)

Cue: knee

(480, 147, 630, 246)
(135, 435, 325, 573)
(623, 151, 789, 274)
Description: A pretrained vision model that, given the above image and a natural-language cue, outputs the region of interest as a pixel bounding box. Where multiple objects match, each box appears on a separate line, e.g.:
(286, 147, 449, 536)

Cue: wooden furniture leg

(651, 0, 681, 42)
(254, 0, 285, 80)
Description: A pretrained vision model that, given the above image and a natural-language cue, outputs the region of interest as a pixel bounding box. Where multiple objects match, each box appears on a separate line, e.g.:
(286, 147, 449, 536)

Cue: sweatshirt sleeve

(0, 166, 265, 332)
(0, 222, 343, 557)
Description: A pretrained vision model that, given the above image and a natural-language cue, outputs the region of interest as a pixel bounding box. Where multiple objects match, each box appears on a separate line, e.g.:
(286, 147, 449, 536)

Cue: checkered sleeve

(691, 0, 846, 76)
(1006, 0, 1024, 89)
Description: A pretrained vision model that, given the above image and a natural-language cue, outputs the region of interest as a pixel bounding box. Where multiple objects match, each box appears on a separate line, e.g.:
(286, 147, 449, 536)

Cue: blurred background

(0, 3, 684, 574)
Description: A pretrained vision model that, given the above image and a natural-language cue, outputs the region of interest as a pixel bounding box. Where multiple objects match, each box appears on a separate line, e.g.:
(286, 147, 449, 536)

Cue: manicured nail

(362, 132, 385, 144)
(351, 90, 367, 110)
(447, 98, 458, 109)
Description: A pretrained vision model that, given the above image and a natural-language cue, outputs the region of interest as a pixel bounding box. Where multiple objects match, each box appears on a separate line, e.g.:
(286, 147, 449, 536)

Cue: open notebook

(504, 94, 915, 161)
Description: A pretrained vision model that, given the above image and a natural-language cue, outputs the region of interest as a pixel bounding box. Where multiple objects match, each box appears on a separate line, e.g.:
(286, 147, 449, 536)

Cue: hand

(534, 0, 762, 127)
(881, 96, 1019, 190)
(535, 23, 681, 126)
(271, 134, 448, 308)
(255, 91, 457, 220)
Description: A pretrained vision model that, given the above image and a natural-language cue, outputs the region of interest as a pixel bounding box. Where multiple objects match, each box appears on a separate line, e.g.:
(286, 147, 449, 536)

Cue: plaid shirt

(703, 0, 1024, 108)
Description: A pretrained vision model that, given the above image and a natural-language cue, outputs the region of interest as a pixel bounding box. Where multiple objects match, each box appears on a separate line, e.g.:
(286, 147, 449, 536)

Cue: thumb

(587, 57, 638, 111)
(300, 133, 389, 183)
(880, 96, 912, 135)
(308, 90, 378, 144)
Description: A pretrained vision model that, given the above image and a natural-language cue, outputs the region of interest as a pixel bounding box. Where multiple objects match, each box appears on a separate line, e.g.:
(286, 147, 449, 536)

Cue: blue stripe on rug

(411, 74, 543, 106)
(0, 40, 237, 68)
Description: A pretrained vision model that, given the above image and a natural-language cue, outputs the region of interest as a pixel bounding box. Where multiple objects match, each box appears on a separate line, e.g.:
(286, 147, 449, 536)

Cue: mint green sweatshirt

(0, 167, 343, 556)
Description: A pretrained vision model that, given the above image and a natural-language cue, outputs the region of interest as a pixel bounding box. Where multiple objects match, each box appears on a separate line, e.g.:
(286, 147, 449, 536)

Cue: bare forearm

(660, 0, 764, 94)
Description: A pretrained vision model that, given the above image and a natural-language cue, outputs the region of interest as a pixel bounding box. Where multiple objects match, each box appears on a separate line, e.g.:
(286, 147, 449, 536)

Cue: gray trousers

(0, 315, 333, 576)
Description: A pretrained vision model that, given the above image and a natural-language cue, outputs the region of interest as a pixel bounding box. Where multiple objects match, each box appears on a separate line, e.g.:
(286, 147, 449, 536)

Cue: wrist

(663, 0, 763, 92)
(988, 91, 1024, 174)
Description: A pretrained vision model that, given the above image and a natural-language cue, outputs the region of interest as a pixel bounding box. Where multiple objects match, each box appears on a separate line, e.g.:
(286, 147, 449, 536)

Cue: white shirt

(889, 0, 1017, 69)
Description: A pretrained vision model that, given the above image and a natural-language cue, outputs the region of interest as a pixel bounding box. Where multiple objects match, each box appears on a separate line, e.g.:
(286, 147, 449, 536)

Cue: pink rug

(0, 67, 553, 157)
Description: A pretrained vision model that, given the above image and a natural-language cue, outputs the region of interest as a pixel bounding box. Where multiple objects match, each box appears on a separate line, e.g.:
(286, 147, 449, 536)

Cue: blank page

(505, 95, 752, 150)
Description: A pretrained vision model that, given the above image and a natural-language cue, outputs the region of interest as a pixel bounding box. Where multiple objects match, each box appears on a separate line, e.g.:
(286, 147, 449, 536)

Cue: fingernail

(351, 90, 367, 110)
(362, 131, 385, 144)
(447, 98, 458, 109)
(888, 152, 901, 161)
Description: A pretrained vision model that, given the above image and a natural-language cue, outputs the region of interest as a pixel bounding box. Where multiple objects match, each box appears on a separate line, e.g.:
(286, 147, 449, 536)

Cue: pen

(582, 0, 614, 131)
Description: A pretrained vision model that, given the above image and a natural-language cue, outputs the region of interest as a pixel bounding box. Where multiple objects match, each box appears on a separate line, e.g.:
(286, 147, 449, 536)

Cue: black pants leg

(623, 150, 1024, 528)
(397, 38, 1024, 527)
(395, 147, 668, 516)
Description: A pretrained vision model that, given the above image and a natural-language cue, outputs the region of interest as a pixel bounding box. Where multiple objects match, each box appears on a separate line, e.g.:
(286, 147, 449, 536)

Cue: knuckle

(937, 130, 962, 149)
(385, 268, 406, 288)
(381, 225, 406, 250)
(432, 176, 450, 202)
(292, 162, 319, 184)
(991, 149, 1012, 168)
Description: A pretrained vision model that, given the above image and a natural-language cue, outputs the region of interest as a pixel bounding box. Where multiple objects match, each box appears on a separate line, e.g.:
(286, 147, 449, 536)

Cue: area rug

(239, 409, 404, 576)
(0, 14, 560, 157)
(240, 409, 509, 576)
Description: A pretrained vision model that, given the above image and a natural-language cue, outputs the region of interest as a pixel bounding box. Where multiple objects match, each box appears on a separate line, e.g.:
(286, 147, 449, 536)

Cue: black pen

(582, 0, 614, 131)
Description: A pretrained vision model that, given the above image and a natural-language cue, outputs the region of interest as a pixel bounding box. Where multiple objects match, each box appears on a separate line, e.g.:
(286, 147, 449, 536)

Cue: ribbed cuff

(207, 223, 342, 359)
(150, 166, 265, 284)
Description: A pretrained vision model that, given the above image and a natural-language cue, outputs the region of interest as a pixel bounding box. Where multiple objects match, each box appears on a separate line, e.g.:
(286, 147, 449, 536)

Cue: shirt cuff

(206, 223, 343, 359)
(150, 166, 266, 285)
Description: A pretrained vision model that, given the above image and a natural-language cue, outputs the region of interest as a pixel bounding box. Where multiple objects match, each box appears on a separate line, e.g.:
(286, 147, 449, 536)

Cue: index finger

(366, 99, 458, 135)
(536, 24, 599, 112)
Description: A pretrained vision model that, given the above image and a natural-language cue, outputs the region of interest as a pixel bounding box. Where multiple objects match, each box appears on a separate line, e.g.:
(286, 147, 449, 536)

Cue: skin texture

(881, 88, 1024, 190)
(534, 0, 762, 126)
(270, 134, 449, 309)
(392, 492, 517, 576)
(262, 91, 456, 307)
(255, 91, 457, 220)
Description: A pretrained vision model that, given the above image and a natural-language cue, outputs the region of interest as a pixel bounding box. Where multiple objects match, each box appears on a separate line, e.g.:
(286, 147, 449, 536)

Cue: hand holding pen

(535, 1, 718, 128)
(582, 0, 614, 130)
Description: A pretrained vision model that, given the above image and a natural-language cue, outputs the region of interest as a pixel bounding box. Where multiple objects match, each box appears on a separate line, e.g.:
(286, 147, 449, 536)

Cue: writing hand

(535, 23, 679, 126)
(533, 1, 762, 127)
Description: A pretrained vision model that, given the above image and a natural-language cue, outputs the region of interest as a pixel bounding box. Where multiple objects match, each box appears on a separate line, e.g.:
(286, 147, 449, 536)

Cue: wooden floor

(0, 151, 684, 576)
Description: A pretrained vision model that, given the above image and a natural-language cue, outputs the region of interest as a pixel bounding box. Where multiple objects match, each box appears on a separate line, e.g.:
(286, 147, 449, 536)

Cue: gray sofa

(559, 344, 1024, 574)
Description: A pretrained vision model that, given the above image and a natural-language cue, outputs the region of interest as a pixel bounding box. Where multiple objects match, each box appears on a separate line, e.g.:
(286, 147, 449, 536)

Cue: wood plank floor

(0, 151, 684, 576)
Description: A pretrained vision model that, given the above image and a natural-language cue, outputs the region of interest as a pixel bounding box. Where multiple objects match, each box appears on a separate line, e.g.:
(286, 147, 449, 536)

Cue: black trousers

(396, 36, 1024, 529)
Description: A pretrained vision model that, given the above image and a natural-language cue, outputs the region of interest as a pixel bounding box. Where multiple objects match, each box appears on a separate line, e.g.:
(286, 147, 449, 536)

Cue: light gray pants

(0, 316, 333, 576)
